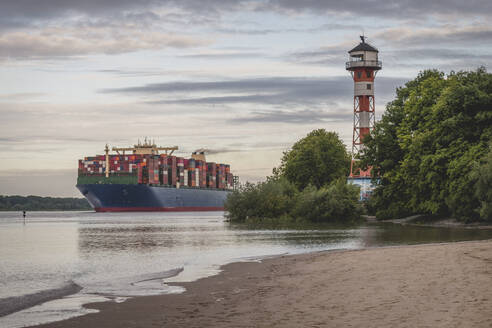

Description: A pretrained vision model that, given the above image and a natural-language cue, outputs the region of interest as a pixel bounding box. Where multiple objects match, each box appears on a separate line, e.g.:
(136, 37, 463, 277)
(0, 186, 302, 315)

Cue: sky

(0, 0, 491, 197)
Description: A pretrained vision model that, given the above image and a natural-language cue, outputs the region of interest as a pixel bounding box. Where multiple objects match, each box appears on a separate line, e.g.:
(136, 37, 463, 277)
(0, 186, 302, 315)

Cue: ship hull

(77, 184, 230, 212)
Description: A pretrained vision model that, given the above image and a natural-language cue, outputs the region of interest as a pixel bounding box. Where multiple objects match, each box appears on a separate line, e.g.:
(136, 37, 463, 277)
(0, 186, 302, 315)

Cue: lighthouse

(346, 36, 382, 198)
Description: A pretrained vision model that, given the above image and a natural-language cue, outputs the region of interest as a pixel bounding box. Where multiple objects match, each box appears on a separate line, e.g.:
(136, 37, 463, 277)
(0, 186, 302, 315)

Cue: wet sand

(35, 240, 492, 328)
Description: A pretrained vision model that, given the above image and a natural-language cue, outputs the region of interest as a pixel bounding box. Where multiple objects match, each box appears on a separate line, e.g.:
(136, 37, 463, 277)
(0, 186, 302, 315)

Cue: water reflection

(77, 225, 183, 252)
(77, 218, 492, 256)
(361, 223, 492, 247)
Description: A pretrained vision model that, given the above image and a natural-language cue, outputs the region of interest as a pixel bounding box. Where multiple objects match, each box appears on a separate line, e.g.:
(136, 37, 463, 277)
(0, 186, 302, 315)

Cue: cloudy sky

(1, 0, 490, 196)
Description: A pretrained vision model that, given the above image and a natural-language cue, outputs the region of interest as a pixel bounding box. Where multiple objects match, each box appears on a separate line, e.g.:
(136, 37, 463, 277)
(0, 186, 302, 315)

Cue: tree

(225, 129, 362, 224)
(276, 129, 350, 190)
(361, 68, 492, 221)
(473, 145, 492, 221)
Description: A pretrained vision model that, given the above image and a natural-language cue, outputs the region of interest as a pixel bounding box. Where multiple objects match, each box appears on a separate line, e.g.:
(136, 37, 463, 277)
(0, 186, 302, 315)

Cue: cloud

(260, 0, 492, 18)
(288, 42, 353, 66)
(102, 76, 406, 106)
(0, 27, 209, 60)
(1, 1, 491, 24)
(215, 22, 362, 35)
(179, 51, 266, 59)
(227, 109, 351, 124)
(149, 94, 289, 105)
(0, 1, 157, 22)
(0, 1, 240, 28)
(0, 93, 46, 101)
(103, 77, 349, 106)
(2, 2, 490, 60)
(376, 24, 492, 46)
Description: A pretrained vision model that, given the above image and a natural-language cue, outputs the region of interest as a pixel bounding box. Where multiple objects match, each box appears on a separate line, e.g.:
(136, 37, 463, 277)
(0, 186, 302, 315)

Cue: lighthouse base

(347, 177, 377, 201)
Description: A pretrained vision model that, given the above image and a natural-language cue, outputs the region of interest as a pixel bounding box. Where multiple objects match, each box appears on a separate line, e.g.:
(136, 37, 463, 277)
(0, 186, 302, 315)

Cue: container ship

(77, 140, 237, 212)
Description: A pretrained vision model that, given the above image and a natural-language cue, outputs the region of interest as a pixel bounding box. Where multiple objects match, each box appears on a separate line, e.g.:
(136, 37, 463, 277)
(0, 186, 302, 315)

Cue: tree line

(0, 195, 92, 211)
(360, 68, 492, 222)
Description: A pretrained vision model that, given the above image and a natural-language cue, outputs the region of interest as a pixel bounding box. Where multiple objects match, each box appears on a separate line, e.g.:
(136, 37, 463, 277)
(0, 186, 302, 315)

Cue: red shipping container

(138, 166, 143, 184)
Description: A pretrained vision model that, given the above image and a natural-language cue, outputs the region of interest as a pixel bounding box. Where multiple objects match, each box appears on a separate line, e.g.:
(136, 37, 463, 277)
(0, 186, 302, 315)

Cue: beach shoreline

(368, 214, 492, 230)
(31, 239, 492, 328)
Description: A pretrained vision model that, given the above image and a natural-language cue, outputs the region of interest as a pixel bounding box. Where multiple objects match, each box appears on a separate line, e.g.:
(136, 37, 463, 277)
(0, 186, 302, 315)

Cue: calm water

(1, 211, 492, 327)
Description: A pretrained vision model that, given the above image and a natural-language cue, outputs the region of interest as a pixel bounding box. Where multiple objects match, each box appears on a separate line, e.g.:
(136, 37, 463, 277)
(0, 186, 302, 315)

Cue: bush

(226, 128, 362, 225)
(225, 177, 363, 224)
(225, 177, 297, 222)
(292, 179, 363, 223)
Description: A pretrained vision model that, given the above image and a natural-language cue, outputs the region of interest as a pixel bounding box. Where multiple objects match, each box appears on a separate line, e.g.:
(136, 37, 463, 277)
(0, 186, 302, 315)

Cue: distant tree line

(360, 68, 492, 222)
(0, 195, 92, 211)
(225, 129, 363, 224)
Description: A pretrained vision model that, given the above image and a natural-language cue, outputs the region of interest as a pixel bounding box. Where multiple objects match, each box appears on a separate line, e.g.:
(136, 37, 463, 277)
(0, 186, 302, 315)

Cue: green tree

(473, 145, 492, 221)
(276, 129, 350, 190)
(361, 68, 492, 221)
(225, 129, 362, 224)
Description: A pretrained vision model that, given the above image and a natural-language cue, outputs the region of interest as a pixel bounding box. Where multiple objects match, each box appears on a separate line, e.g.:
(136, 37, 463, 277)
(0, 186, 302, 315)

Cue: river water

(1, 211, 491, 327)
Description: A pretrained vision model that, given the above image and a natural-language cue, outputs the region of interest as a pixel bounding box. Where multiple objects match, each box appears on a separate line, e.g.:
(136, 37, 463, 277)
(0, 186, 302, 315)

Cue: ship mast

(105, 144, 110, 178)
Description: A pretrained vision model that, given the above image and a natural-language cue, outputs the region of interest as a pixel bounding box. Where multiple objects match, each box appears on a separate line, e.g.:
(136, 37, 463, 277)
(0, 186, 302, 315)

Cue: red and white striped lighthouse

(346, 36, 382, 178)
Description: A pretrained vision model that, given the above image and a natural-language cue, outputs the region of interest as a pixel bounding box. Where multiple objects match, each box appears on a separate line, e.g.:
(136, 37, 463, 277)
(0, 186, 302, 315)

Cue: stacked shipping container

(78, 154, 234, 190)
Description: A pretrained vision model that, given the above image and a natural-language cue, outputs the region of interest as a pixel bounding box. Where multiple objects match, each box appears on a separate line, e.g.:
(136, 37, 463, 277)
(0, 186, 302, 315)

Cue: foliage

(360, 68, 492, 221)
(0, 195, 92, 211)
(226, 129, 361, 224)
(225, 177, 362, 224)
(473, 145, 492, 221)
(291, 179, 363, 223)
(275, 129, 351, 190)
(225, 177, 297, 222)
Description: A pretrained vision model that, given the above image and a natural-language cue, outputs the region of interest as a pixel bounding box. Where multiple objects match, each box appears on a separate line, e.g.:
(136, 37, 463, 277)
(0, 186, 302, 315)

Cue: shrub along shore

(225, 129, 364, 224)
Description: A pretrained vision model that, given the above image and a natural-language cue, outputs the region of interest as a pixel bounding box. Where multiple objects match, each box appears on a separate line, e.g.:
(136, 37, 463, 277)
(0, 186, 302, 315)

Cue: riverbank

(34, 240, 492, 328)
(382, 215, 492, 230)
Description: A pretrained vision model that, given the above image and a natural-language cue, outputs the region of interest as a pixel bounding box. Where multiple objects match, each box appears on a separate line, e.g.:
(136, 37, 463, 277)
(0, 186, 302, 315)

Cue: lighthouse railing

(346, 60, 382, 70)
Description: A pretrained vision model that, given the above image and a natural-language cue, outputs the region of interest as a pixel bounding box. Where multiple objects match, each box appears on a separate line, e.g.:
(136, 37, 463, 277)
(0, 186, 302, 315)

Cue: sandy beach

(34, 240, 492, 328)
